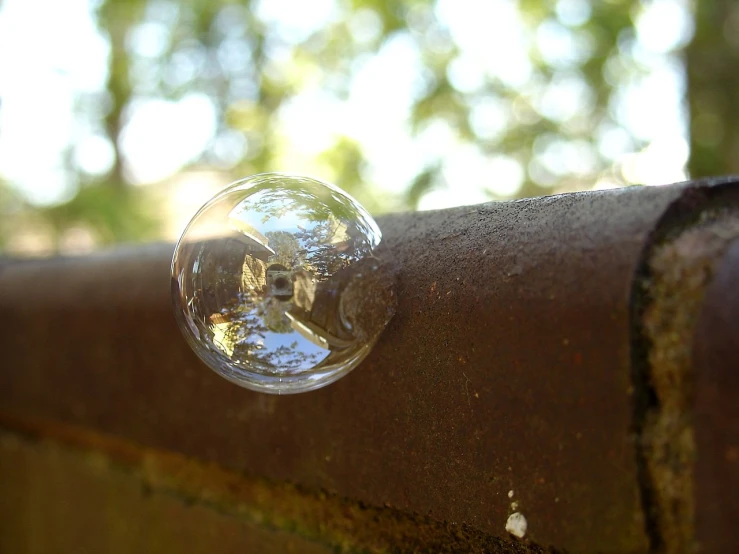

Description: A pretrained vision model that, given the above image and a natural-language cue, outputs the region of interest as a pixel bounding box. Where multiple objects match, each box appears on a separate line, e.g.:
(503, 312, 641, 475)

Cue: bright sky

(0, 0, 693, 214)
(0, 0, 109, 204)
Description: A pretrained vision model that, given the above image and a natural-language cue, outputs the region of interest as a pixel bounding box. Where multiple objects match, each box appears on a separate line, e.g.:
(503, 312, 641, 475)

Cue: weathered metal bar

(692, 239, 739, 553)
(630, 183, 739, 553)
(1, 177, 738, 552)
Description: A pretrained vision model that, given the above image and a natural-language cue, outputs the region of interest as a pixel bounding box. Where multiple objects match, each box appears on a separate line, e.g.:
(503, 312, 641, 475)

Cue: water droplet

(505, 512, 528, 538)
(171, 173, 396, 394)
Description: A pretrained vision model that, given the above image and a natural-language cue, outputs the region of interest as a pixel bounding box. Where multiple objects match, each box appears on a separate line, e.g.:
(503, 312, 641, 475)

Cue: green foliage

(41, 184, 160, 246)
(0, 0, 734, 252)
(687, 0, 739, 178)
(0, 179, 25, 250)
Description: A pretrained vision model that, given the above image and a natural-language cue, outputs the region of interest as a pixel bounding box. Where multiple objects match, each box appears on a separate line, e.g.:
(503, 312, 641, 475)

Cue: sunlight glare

(120, 94, 217, 184)
(0, 0, 107, 204)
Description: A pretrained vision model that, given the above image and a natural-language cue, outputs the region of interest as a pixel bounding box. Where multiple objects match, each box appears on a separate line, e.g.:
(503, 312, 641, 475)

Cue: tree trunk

(686, 0, 739, 177)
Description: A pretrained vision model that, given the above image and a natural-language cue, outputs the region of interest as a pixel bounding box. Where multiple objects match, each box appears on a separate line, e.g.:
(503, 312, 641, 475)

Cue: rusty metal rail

(1, 177, 738, 553)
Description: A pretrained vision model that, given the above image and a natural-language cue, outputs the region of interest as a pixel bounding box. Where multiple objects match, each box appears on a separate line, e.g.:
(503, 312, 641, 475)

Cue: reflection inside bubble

(171, 173, 395, 394)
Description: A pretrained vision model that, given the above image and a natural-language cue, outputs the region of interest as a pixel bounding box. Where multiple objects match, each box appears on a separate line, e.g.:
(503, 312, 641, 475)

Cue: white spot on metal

(505, 512, 527, 538)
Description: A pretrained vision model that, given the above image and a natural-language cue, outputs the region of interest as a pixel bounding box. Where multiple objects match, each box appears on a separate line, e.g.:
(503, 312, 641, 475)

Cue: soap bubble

(171, 173, 396, 394)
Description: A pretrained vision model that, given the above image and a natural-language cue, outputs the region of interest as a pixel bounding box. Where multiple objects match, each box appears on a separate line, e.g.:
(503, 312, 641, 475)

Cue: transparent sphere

(171, 173, 396, 394)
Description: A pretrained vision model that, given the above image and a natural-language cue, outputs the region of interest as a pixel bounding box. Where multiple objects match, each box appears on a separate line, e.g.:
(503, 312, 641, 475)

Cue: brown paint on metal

(0, 431, 336, 554)
(0, 422, 557, 553)
(1, 178, 738, 551)
(693, 238, 739, 553)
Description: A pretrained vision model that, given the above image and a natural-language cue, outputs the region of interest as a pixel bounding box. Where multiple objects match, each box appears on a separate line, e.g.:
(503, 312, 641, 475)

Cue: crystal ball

(171, 173, 396, 394)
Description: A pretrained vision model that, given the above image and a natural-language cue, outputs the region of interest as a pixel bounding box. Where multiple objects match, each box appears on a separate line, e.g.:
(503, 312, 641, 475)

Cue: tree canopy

(0, 0, 736, 254)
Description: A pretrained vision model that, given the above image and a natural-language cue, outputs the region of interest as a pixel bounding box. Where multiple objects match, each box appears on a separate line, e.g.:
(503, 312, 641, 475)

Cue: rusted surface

(1, 178, 738, 551)
(632, 206, 739, 553)
(0, 431, 335, 554)
(0, 424, 559, 553)
(693, 239, 739, 552)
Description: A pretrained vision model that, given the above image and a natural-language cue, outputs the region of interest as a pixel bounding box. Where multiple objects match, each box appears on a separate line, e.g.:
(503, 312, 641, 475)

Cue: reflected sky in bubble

(171, 173, 394, 394)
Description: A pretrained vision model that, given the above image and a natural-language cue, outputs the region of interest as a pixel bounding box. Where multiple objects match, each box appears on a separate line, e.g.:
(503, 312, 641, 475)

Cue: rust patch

(630, 183, 739, 553)
(692, 238, 739, 553)
(0, 413, 561, 554)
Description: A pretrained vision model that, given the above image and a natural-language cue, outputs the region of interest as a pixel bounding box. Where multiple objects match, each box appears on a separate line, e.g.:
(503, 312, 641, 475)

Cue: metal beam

(1, 177, 738, 552)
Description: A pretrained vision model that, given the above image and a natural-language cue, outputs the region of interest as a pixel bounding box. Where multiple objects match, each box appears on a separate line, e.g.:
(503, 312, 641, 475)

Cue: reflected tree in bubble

(218, 292, 325, 374)
(171, 174, 395, 394)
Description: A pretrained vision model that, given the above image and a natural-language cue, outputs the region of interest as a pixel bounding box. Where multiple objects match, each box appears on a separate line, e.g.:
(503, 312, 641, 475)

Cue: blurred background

(0, 0, 736, 256)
